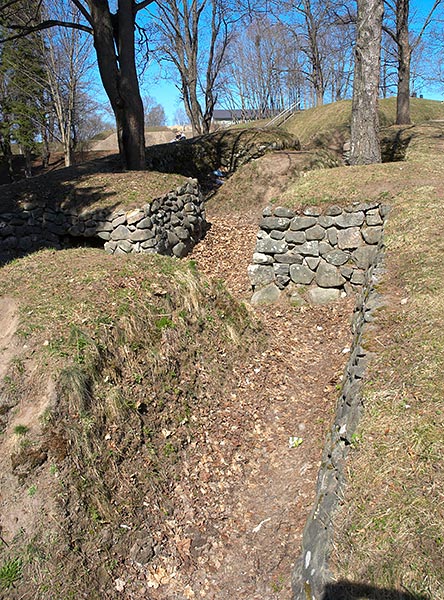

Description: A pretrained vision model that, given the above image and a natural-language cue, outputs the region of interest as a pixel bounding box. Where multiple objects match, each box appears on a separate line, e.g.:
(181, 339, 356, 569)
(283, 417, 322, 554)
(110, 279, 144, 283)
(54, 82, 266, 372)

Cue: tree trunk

(396, 0, 411, 125)
(0, 132, 15, 181)
(41, 124, 51, 168)
(350, 0, 384, 165)
(89, 0, 145, 170)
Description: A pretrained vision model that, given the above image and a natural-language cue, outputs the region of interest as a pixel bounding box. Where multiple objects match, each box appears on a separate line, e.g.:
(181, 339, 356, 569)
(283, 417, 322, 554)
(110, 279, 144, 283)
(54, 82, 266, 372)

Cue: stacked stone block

(248, 202, 388, 301)
(0, 179, 206, 261)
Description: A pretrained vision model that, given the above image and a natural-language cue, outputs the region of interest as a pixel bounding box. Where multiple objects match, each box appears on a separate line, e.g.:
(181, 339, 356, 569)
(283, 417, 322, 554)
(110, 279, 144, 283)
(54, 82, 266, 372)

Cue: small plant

(13, 424, 29, 436)
(155, 315, 174, 330)
(27, 485, 37, 497)
(0, 557, 23, 590)
(350, 433, 362, 448)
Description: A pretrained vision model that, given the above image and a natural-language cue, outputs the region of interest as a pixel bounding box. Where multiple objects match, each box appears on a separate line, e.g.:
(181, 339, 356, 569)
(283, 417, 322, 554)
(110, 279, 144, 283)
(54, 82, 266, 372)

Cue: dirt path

(131, 207, 354, 599)
(0, 297, 19, 381)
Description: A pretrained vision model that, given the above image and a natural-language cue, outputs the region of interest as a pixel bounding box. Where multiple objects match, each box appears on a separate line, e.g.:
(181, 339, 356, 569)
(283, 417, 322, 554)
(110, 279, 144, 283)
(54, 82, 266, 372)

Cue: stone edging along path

(291, 239, 386, 599)
(246, 202, 388, 598)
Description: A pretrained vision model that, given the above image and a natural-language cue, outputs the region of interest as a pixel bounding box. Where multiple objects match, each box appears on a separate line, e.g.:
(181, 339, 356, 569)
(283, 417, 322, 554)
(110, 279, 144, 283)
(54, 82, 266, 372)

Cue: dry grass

(320, 128, 444, 598)
(0, 249, 261, 599)
(283, 97, 444, 149)
(0, 156, 187, 213)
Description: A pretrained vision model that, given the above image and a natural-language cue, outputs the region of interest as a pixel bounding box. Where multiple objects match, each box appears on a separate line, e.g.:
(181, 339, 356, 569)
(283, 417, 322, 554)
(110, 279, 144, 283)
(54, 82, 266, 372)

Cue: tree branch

(0, 20, 93, 43)
(135, 0, 156, 12)
(70, 0, 93, 26)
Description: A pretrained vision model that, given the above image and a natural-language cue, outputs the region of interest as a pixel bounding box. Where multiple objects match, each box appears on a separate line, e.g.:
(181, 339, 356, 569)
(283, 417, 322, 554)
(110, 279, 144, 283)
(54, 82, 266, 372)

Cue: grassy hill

(0, 100, 443, 598)
(283, 97, 444, 149)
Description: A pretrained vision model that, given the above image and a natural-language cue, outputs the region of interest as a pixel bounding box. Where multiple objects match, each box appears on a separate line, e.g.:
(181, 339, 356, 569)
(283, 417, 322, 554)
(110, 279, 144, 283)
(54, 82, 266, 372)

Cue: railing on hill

(264, 101, 301, 129)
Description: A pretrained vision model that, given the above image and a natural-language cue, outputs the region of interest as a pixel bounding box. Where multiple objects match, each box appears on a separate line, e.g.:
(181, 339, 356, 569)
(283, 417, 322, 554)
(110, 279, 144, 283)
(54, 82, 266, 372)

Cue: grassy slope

(1, 99, 443, 598)
(0, 250, 260, 598)
(278, 120, 444, 596)
(283, 97, 444, 148)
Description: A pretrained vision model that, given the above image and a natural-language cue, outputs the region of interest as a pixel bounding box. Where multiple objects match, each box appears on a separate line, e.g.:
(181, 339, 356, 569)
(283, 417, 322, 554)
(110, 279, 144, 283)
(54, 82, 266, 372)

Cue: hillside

(0, 102, 443, 599)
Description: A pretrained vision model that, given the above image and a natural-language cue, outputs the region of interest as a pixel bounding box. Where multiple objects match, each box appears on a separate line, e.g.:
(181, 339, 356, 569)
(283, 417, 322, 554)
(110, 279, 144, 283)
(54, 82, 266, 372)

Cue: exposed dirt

(0, 152, 355, 599)
(115, 186, 354, 598)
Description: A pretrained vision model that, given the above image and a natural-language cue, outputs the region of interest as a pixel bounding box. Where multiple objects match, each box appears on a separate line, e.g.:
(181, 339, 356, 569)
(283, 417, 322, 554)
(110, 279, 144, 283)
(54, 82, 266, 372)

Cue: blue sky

(95, 0, 444, 125)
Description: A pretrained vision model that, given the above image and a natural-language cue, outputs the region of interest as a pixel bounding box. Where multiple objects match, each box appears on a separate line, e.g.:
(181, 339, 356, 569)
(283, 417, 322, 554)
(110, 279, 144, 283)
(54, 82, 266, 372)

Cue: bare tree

(143, 95, 167, 126)
(220, 18, 303, 115)
(149, 0, 233, 135)
(0, 0, 156, 170)
(41, 1, 93, 166)
(383, 0, 443, 125)
(350, 0, 384, 164)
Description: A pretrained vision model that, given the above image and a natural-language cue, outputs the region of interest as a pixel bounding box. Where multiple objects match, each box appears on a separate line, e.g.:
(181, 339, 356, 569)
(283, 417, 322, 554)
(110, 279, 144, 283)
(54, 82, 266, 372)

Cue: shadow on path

(322, 581, 429, 600)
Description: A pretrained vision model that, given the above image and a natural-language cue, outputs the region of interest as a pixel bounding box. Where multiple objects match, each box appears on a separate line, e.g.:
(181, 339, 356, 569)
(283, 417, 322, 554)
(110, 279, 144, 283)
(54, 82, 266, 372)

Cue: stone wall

(0, 179, 206, 262)
(248, 202, 389, 303)
(291, 240, 386, 599)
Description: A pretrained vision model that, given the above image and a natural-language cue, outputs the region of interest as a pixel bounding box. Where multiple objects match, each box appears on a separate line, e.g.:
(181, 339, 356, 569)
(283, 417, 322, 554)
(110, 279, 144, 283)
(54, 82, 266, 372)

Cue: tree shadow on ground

(0, 153, 123, 267)
(322, 581, 429, 600)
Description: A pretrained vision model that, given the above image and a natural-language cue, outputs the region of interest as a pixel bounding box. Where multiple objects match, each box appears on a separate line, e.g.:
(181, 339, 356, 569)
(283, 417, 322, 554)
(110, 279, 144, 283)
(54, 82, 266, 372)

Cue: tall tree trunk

(89, 0, 145, 170)
(396, 0, 411, 125)
(0, 131, 15, 181)
(350, 0, 384, 165)
(41, 124, 50, 168)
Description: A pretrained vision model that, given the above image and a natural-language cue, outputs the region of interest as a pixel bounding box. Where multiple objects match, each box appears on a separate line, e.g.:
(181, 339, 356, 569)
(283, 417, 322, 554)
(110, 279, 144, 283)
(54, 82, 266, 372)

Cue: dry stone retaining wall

(292, 239, 386, 599)
(0, 179, 206, 261)
(248, 202, 388, 303)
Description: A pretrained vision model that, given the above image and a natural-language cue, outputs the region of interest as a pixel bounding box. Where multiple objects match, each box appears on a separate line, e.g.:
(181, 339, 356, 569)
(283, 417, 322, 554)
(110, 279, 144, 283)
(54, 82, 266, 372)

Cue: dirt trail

(0, 297, 19, 380)
(133, 201, 354, 598)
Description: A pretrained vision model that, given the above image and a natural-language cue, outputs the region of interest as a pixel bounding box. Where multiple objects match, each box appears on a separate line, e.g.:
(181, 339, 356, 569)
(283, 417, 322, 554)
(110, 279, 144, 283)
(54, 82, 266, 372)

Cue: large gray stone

(305, 257, 320, 270)
(248, 264, 275, 287)
(337, 227, 362, 250)
(172, 242, 187, 257)
(319, 241, 334, 255)
(351, 269, 366, 285)
(116, 239, 133, 253)
(260, 216, 291, 231)
(285, 230, 306, 244)
(290, 264, 315, 284)
(273, 206, 295, 218)
(361, 225, 383, 245)
(316, 261, 346, 287)
(270, 230, 285, 240)
(303, 207, 321, 216)
(131, 229, 155, 242)
(137, 216, 153, 229)
(327, 228, 338, 245)
(335, 211, 364, 228)
(307, 287, 341, 305)
(365, 209, 383, 226)
(253, 252, 274, 264)
(289, 216, 317, 231)
(256, 237, 288, 254)
(295, 240, 319, 256)
(251, 283, 281, 305)
(318, 215, 335, 228)
(325, 205, 342, 216)
(111, 224, 131, 240)
(173, 226, 189, 241)
(111, 214, 126, 228)
(305, 224, 326, 241)
(275, 251, 303, 264)
(127, 209, 144, 225)
(324, 249, 350, 266)
(352, 246, 378, 269)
